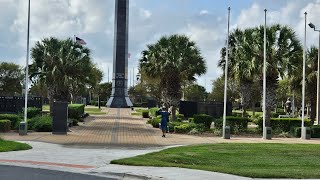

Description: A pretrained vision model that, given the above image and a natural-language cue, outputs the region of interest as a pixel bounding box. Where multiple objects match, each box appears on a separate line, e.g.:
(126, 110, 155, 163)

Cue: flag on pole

(75, 36, 86, 45)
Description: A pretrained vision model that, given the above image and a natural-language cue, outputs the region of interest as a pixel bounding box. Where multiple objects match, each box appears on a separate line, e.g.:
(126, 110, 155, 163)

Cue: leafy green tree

(29, 37, 102, 111)
(0, 62, 23, 96)
(208, 75, 239, 103)
(97, 82, 112, 101)
(290, 46, 318, 122)
(29, 81, 48, 97)
(139, 34, 206, 120)
(219, 28, 259, 116)
(183, 83, 207, 102)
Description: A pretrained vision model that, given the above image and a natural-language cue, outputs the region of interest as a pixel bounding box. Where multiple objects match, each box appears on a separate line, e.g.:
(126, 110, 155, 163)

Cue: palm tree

(29, 37, 102, 111)
(219, 28, 259, 117)
(139, 34, 206, 120)
(290, 47, 318, 122)
(256, 25, 302, 125)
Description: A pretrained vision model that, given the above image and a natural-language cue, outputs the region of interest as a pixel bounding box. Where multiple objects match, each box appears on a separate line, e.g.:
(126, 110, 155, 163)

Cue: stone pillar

(107, 0, 133, 108)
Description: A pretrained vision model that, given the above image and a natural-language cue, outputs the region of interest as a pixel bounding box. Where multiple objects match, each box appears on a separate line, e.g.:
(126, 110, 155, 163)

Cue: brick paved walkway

(2, 108, 320, 147)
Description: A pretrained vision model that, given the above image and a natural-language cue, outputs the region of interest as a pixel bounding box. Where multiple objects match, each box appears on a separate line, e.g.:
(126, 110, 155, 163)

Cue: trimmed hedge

(0, 114, 21, 129)
(68, 104, 85, 120)
(142, 110, 149, 118)
(271, 112, 286, 118)
(214, 116, 250, 133)
(232, 112, 249, 117)
(256, 118, 312, 133)
(294, 125, 320, 138)
(32, 115, 52, 132)
(25, 107, 42, 118)
(193, 114, 213, 129)
(0, 120, 11, 132)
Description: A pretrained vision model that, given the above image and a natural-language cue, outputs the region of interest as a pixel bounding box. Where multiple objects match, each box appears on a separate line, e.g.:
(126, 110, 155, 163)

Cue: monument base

(107, 96, 133, 108)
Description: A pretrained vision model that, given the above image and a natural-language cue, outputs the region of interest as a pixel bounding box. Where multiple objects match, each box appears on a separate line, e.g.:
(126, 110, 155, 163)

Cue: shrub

(176, 114, 184, 120)
(142, 110, 149, 118)
(90, 100, 96, 106)
(133, 103, 142, 107)
(232, 112, 249, 117)
(0, 120, 11, 132)
(68, 104, 85, 120)
(193, 114, 213, 129)
(25, 107, 42, 118)
(271, 112, 286, 118)
(294, 125, 320, 138)
(149, 117, 160, 128)
(0, 114, 21, 129)
(214, 116, 250, 133)
(168, 122, 184, 132)
(188, 118, 194, 123)
(311, 125, 320, 138)
(174, 124, 192, 133)
(256, 118, 312, 133)
(176, 118, 182, 122)
(32, 115, 52, 132)
(69, 119, 79, 126)
(149, 108, 160, 117)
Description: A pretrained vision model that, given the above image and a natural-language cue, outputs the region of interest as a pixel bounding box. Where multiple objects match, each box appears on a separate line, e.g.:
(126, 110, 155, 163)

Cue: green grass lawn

(0, 139, 32, 152)
(111, 143, 320, 178)
(42, 105, 50, 111)
(42, 105, 106, 115)
(85, 107, 106, 115)
(233, 110, 263, 116)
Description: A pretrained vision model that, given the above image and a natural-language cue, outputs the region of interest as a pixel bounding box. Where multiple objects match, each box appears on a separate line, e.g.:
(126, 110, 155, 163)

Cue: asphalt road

(0, 165, 116, 180)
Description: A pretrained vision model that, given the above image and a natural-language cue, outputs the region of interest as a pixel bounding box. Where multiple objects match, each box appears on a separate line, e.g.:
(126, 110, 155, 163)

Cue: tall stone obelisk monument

(107, 0, 133, 107)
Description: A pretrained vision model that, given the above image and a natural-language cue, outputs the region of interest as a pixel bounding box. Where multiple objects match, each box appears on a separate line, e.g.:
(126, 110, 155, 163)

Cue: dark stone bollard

(52, 101, 68, 135)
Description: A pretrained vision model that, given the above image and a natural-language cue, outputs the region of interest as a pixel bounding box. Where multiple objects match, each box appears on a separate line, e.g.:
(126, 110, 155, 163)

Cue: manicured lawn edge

(0, 140, 32, 152)
(111, 143, 320, 178)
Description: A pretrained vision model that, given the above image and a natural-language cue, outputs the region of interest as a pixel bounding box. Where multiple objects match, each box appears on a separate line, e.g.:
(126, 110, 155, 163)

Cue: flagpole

(222, 7, 230, 139)
(21, 0, 31, 135)
(108, 66, 110, 82)
(263, 9, 268, 139)
(133, 68, 134, 86)
(301, 12, 307, 139)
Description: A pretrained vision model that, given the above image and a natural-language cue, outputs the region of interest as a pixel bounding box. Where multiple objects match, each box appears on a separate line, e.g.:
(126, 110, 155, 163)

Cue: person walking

(159, 106, 169, 137)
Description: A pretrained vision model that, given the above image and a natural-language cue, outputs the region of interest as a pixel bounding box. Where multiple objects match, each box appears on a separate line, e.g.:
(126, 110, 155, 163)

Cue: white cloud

(199, 10, 209, 16)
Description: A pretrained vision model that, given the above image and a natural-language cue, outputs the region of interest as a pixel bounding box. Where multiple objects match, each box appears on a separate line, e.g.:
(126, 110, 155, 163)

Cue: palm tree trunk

(252, 102, 256, 116)
(171, 106, 177, 121)
(310, 96, 316, 124)
(240, 81, 252, 117)
(265, 79, 277, 127)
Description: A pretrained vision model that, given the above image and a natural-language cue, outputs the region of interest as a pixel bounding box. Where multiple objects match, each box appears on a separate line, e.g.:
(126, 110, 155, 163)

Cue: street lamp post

(308, 22, 320, 125)
(223, 7, 231, 139)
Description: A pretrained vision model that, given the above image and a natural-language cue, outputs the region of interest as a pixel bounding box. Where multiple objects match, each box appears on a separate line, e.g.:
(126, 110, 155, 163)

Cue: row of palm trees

(218, 24, 319, 125)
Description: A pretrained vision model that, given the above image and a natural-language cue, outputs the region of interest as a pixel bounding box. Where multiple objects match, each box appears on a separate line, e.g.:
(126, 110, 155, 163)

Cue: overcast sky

(1, 0, 320, 92)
